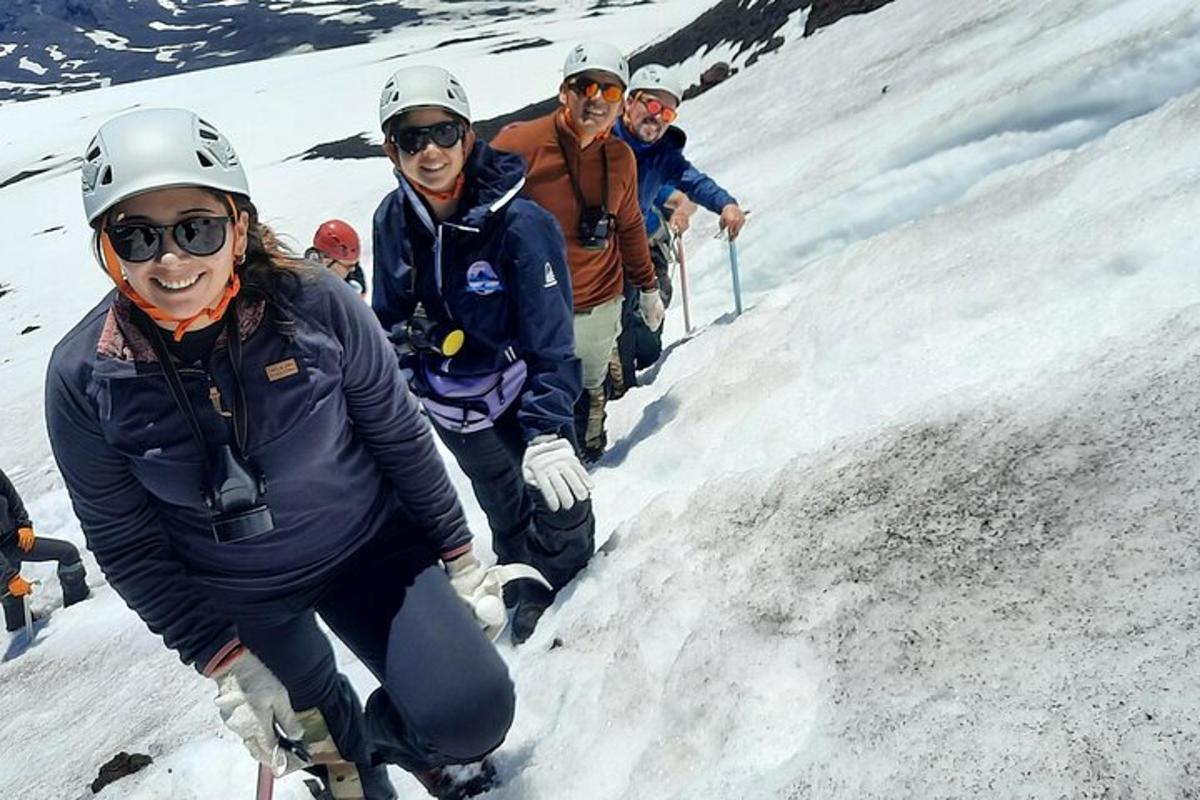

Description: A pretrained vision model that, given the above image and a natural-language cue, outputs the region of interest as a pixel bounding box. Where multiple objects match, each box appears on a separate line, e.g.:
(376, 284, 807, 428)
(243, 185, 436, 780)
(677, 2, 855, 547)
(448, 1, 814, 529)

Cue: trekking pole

(728, 239, 743, 317)
(22, 592, 33, 640)
(674, 233, 694, 336)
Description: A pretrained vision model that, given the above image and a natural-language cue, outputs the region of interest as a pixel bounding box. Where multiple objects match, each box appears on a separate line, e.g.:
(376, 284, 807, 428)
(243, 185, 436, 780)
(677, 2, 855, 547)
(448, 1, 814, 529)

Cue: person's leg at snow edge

(432, 407, 596, 644)
(228, 533, 515, 799)
(611, 241, 673, 399)
(572, 295, 624, 462)
(1, 537, 90, 630)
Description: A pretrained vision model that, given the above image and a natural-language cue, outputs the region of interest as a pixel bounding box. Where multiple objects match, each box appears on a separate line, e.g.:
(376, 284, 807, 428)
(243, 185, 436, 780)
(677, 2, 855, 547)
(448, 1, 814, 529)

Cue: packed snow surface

(1, 0, 1198, 797)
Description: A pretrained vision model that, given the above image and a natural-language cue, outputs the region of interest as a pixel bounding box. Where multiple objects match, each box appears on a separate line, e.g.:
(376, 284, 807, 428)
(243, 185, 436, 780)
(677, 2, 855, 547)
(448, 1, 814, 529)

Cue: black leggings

(230, 532, 514, 797)
(431, 407, 595, 591)
(616, 241, 674, 384)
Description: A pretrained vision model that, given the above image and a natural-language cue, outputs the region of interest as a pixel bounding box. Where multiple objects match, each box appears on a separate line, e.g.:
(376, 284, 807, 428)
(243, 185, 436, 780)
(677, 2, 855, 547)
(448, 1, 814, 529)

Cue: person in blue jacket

(46, 108, 519, 800)
(610, 63, 748, 395)
(372, 66, 594, 646)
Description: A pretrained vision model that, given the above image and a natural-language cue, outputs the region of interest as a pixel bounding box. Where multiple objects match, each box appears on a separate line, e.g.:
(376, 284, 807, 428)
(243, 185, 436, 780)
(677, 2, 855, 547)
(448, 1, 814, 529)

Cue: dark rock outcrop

(90, 752, 153, 794)
(287, 0, 900, 160)
(804, 0, 896, 36)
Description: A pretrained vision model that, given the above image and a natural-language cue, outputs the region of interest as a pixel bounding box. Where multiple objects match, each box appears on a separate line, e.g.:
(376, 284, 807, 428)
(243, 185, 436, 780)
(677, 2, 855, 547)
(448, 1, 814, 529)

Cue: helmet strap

(410, 172, 465, 204)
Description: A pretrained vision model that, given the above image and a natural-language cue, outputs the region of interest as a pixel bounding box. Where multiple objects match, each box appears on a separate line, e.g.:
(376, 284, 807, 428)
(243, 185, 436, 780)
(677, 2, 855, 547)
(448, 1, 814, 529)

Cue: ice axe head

(472, 564, 554, 641)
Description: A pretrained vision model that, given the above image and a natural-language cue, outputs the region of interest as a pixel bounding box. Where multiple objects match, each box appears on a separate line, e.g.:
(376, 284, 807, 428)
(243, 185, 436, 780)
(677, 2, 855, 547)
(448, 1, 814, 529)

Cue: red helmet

(312, 219, 360, 262)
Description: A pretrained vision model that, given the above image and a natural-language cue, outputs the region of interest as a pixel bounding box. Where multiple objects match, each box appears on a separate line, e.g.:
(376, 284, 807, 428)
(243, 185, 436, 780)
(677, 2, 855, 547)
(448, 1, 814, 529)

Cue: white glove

(521, 435, 593, 512)
(445, 551, 507, 639)
(445, 551, 554, 640)
(638, 289, 665, 331)
(212, 648, 308, 776)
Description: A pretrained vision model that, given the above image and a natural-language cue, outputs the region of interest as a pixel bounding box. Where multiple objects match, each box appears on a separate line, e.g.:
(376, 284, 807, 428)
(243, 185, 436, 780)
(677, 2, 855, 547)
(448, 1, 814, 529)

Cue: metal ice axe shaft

(255, 764, 275, 800)
(728, 239, 743, 316)
(22, 593, 32, 640)
(674, 234, 694, 335)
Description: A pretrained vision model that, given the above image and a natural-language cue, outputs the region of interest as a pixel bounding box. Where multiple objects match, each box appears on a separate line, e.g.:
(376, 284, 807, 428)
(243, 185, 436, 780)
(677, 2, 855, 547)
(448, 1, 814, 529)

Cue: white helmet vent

(562, 41, 629, 86)
(378, 66, 472, 129)
(79, 108, 250, 224)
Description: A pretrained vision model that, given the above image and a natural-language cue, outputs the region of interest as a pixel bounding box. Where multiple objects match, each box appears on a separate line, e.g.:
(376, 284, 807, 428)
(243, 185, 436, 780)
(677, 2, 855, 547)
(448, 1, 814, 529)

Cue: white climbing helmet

(562, 41, 629, 87)
(379, 65, 472, 131)
(628, 64, 683, 104)
(81, 108, 249, 225)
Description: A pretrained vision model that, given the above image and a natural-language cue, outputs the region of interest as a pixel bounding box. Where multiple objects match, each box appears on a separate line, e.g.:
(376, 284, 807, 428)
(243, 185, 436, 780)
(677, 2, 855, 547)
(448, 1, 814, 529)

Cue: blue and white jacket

(372, 140, 581, 442)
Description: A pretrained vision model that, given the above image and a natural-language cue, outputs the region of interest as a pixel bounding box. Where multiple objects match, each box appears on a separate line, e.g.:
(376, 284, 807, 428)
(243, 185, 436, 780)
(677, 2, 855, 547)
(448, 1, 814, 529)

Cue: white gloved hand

(521, 435, 593, 512)
(445, 552, 556, 640)
(445, 551, 508, 639)
(211, 648, 308, 776)
(638, 289, 665, 331)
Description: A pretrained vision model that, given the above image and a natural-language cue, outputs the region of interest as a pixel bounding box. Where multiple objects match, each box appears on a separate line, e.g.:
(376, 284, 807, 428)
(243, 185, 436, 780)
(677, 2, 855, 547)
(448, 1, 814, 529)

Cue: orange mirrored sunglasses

(637, 93, 678, 123)
(569, 77, 624, 103)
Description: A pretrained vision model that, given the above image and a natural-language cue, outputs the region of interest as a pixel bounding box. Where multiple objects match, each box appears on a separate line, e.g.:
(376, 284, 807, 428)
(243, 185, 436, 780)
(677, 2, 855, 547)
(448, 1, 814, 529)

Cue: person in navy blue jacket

(373, 66, 595, 646)
(610, 64, 748, 394)
(46, 108, 517, 800)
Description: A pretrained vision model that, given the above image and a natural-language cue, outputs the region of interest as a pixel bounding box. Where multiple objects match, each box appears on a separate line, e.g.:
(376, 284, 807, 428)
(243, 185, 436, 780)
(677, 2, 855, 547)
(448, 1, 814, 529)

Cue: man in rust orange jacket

(492, 40, 664, 463)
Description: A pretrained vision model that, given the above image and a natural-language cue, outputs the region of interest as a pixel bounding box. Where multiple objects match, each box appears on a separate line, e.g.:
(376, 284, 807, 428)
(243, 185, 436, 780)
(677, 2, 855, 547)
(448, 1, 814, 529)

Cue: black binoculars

(206, 444, 275, 543)
(578, 206, 614, 251)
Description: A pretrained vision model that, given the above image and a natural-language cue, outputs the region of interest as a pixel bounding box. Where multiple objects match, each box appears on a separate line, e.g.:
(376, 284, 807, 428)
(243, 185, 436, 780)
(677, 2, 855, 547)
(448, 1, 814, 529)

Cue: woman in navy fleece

(45, 107, 510, 800)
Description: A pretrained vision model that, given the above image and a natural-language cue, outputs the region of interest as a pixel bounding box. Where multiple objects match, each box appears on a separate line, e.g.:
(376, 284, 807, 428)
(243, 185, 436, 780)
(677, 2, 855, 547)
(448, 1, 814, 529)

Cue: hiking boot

(511, 584, 555, 645)
(59, 562, 91, 607)
(582, 386, 607, 463)
(2, 598, 42, 633)
(608, 347, 627, 400)
(414, 759, 497, 800)
(581, 433, 607, 465)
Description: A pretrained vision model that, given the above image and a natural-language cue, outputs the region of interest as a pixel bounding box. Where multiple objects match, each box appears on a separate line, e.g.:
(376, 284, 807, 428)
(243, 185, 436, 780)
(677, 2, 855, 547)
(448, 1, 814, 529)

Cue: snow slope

(3, 0, 1200, 797)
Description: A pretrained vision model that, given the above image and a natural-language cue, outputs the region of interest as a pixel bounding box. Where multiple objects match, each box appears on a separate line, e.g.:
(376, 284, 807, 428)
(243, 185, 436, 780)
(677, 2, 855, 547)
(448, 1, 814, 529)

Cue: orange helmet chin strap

(411, 172, 465, 203)
(98, 222, 242, 343)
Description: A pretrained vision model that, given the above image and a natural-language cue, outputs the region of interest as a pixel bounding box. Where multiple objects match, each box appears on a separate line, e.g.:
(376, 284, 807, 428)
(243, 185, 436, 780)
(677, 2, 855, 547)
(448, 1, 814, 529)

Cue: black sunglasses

(390, 121, 465, 156)
(108, 216, 231, 262)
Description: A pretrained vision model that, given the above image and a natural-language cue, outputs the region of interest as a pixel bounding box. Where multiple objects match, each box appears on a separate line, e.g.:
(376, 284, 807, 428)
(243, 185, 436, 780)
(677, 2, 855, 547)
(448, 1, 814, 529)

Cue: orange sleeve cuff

(440, 543, 472, 562)
(202, 639, 244, 677)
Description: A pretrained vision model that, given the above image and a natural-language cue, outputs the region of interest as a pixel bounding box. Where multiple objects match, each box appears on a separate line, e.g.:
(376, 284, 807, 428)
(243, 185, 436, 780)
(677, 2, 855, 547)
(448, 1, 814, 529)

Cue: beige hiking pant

(573, 295, 624, 390)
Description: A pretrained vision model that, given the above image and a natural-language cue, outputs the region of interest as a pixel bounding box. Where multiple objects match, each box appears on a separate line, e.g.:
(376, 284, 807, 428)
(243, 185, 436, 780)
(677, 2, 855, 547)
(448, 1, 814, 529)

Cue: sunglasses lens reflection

(108, 217, 228, 262)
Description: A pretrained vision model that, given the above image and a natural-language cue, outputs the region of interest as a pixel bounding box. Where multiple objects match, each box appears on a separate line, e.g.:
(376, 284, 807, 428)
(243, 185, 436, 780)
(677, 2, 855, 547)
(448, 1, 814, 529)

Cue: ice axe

(255, 764, 274, 800)
(672, 230, 694, 336)
(714, 210, 749, 317)
(256, 712, 364, 800)
(471, 563, 552, 641)
(22, 592, 33, 641)
(2, 579, 39, 642)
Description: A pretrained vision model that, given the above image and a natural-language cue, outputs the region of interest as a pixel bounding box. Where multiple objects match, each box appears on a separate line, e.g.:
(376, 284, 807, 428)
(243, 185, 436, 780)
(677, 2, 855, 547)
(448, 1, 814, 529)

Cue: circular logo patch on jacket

(466, 261, 503, 295)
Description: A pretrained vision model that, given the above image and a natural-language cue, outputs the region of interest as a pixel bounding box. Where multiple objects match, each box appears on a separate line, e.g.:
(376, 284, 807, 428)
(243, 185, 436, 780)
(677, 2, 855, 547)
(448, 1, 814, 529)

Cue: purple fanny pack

(420, 360, 528, 433)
